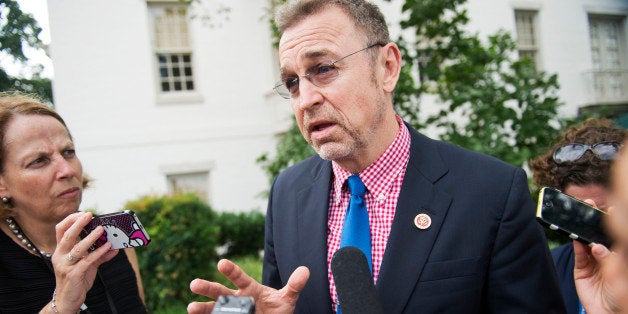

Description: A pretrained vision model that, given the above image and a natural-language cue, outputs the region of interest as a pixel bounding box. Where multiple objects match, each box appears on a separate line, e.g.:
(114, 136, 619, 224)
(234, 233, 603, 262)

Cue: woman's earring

(1, 197, 9, 204)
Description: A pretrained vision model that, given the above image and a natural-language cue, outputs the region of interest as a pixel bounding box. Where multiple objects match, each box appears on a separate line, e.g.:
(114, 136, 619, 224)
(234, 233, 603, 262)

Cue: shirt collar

(332, 116, 411, 199)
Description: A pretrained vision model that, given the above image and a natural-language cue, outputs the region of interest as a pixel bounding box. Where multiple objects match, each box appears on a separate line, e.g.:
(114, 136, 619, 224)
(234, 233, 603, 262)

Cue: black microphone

(331, 246, 384, 314)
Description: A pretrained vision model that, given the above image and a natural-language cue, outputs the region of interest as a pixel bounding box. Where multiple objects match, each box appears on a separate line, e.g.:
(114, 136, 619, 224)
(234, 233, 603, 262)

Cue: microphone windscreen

(331, 246, 384, 314)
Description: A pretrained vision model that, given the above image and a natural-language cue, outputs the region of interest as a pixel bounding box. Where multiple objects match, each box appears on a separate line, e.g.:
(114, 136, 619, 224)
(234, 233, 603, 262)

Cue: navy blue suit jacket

(262, 125, 566, 313)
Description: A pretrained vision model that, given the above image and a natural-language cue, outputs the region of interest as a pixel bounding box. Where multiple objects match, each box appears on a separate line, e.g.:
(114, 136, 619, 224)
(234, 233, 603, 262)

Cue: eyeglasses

(552, 142, 623, 164)
(273, 43, 385, 99)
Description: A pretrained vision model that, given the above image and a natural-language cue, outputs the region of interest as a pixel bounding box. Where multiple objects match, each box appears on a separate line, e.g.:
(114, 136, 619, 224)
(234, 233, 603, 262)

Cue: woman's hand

(48, 212, 119, 313)
(187, 259, 310, 314)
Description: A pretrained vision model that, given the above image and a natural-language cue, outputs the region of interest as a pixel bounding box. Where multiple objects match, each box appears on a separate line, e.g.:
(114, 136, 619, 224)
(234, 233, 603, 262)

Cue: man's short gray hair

(274, 0, 390, 46)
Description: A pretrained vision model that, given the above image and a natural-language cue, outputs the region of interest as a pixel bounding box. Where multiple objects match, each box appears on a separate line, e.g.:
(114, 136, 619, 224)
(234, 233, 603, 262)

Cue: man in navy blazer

(188, 0, 566, 313)
(262, 125, 566, 313)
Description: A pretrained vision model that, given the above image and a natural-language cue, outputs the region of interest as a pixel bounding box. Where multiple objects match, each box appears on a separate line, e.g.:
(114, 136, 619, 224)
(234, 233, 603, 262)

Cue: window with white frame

(514, 10, 539, 68)
(589, 16, 626, 100)
(149, 4, 195, 93)
(166, 171, 209, 202)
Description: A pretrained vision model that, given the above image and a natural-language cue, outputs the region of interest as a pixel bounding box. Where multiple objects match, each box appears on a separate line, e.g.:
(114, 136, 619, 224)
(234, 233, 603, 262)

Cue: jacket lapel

(297, 159, 334, 313)
(376, 129, 452, 313)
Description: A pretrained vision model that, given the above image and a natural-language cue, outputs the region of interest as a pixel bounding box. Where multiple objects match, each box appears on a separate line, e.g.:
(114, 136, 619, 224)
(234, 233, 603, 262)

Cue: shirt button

(378, 193, 386, 201)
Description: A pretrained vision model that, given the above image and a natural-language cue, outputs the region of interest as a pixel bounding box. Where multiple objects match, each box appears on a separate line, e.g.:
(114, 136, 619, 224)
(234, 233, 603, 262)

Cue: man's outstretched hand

(187, 259, 310, 314)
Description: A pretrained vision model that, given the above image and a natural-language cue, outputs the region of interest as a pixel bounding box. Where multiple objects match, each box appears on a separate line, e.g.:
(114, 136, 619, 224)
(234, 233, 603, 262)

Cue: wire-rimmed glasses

(273, 43, 385, 99)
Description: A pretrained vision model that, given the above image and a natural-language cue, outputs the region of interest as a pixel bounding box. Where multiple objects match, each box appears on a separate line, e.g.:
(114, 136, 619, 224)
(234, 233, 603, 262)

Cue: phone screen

(537, 187, 611, 247)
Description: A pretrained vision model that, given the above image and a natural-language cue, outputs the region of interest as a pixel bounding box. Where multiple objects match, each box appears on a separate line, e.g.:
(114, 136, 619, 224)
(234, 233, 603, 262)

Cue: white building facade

(46, 0, 627, 213)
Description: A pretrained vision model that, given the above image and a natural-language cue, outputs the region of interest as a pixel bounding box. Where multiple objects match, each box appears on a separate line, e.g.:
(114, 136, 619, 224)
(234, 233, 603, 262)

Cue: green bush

(152, 302, 188, 314)
(126, 193, 220, 311)
(216, 211, 265, 259)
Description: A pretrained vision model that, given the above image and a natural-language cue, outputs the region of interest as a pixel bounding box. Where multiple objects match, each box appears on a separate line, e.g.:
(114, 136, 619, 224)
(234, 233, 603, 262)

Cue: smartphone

(81, 210, 151, 250)
(536, 187, 611, 247)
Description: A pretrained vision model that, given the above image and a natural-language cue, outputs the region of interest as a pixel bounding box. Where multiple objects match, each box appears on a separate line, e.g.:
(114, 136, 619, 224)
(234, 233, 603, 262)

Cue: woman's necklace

(5, 216, 53, 259)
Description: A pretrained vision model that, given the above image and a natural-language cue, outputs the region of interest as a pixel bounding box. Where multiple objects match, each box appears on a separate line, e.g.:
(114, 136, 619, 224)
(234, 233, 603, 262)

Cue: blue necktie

(339, 174, 372, 273)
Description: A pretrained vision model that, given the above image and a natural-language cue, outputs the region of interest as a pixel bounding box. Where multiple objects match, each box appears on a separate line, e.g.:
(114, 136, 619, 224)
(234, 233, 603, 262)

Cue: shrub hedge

(216, 211, 265, 259)
(126, 193, 220, 310)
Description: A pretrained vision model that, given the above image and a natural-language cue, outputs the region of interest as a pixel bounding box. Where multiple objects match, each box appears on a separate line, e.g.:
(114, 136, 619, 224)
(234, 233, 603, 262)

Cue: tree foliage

(259, 0, 568, 180)
(0, 0, 52, 102)
(393, 0, 567, 167)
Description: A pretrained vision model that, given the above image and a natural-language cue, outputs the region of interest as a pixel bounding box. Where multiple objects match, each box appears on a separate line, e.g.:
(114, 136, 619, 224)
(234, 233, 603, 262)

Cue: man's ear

(380, 43, 402, 94)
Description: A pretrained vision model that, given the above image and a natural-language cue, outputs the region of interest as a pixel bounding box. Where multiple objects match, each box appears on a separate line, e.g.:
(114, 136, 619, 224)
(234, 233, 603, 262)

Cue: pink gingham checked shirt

(327, 116, 410, 309)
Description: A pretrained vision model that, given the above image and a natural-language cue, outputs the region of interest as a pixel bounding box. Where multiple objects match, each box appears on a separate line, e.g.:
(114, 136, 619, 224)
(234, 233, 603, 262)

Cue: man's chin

(313, 142, 351, 161)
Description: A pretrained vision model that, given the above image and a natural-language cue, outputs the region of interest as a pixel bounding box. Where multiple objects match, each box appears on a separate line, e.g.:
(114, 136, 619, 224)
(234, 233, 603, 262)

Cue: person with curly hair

(530, 118, 626, 314)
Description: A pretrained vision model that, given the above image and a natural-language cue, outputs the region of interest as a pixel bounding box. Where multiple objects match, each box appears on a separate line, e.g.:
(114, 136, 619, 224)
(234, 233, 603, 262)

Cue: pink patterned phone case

(81, 210, 151, 250)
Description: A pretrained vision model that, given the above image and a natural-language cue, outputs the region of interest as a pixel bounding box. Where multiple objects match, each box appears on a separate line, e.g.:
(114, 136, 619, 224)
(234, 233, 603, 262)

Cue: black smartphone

(81, 210, 151, 250)
(536, 187, 611, 247)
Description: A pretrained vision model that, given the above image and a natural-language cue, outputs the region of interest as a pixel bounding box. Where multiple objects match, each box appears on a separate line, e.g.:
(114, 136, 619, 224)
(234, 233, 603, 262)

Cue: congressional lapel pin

(414, 213, 431, 230)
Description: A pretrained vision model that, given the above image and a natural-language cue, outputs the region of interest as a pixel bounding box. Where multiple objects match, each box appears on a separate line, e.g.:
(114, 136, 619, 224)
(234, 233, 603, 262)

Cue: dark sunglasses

(553, 142, 623, 164)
